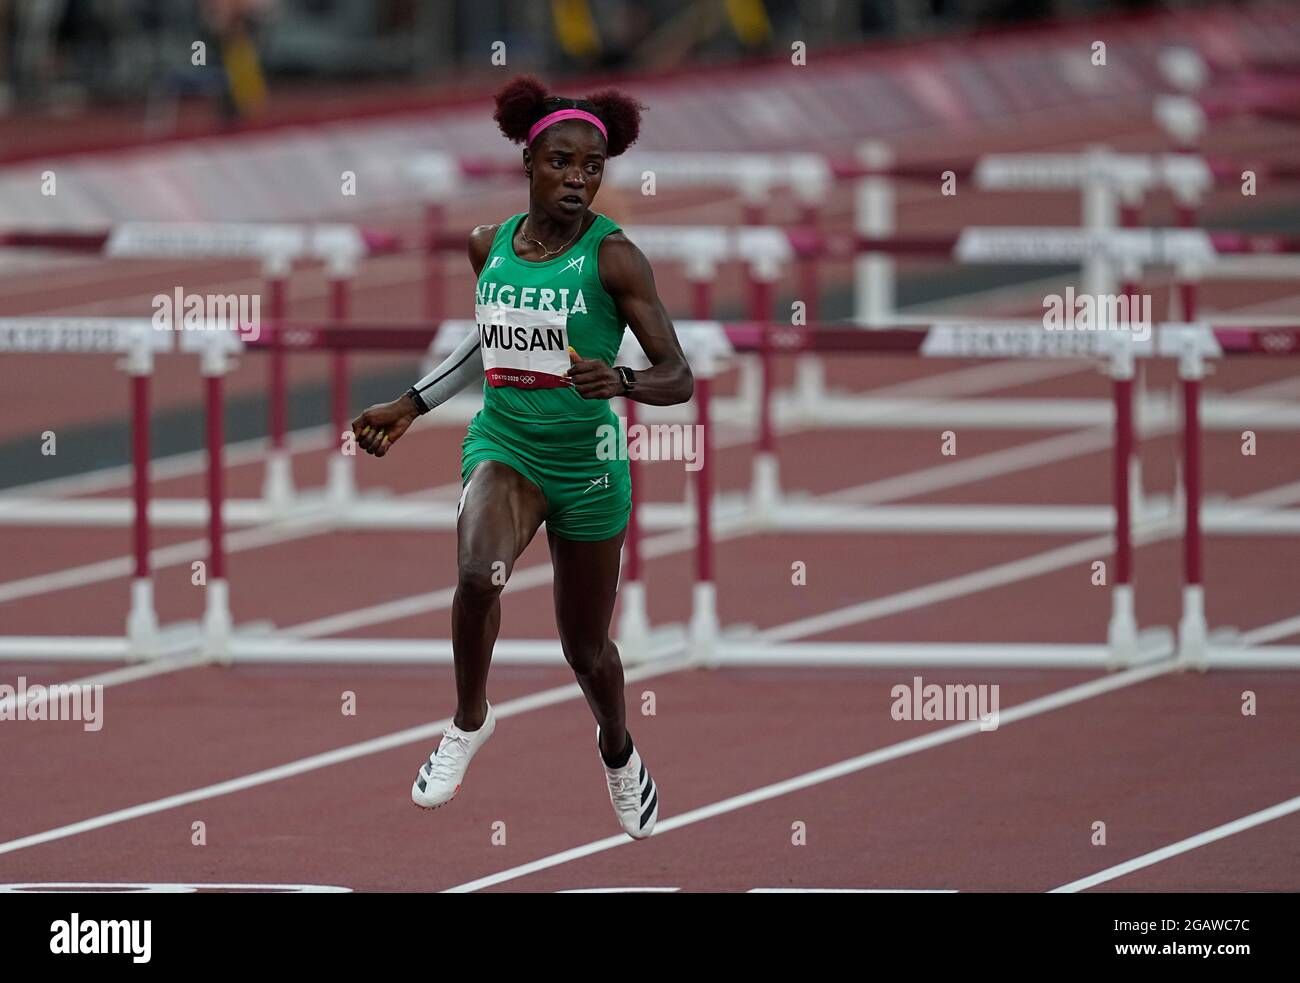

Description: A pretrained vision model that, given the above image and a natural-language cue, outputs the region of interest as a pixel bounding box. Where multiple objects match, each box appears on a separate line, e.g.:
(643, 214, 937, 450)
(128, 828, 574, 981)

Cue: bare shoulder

(468, 223, 501, 273)
(597, 230, 652, 292)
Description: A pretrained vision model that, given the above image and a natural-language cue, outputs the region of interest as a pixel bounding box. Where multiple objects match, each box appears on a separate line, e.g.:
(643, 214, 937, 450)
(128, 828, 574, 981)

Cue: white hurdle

(0, 222, 371, 531)
(0, 318, 188, 661)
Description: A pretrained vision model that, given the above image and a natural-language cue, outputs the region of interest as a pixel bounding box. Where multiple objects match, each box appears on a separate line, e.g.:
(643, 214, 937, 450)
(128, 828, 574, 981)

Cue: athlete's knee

(563, 635, 614, 676)
(457, 557, 509, 605)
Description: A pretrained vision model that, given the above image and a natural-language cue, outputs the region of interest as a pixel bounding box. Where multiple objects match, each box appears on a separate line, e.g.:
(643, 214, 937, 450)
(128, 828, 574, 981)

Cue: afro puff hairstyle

(492, 75, 644, 158)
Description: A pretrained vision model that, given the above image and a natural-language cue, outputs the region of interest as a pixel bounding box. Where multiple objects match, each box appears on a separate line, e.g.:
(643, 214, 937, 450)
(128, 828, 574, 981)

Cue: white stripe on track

(746, 888, 957, 893)
(290, 372, 1300, 640)
(438, 592, 1300, 893)
(1049, 794, 1300, 893)
(0, 650, 208, 715)
(0, 425, 337, 501)
(0, 653, 692, 858)
(441, 659, 1180, 893)
(0, 358, 1066, 606)
(1243, 614, 1300, 646)
(762, 475, 1300, 642)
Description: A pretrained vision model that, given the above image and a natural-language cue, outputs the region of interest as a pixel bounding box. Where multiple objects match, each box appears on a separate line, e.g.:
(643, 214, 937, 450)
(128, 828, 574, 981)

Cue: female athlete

(351, 76, 693, 840)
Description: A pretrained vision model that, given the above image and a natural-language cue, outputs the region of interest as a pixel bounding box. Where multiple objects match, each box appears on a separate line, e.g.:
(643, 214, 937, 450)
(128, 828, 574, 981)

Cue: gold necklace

(521, 215, 585, 259)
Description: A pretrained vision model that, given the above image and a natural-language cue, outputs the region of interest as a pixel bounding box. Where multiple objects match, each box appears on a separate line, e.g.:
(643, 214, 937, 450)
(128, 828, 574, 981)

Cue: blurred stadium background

(0, 1, 1280, 124)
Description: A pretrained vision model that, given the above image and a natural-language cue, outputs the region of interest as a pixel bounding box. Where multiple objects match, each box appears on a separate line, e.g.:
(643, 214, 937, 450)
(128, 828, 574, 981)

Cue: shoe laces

(608, 762, 640, 811)
(427, 727, 472, 782)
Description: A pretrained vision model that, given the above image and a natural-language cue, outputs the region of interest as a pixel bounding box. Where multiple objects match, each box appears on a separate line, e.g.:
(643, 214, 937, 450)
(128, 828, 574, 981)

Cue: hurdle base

(615, 580, 652, 665)
(261, 452, 296, 515)
(219, 631, 688, 665)
(203, 579, 234, 665)
(126, 578, 161, 661)
(708, 641, 1147, 668)
(1201, 636, 1300, 669)
(0, 622, 206, 662)
(1177, 585, 1209, 672)
(791, 356, 828, 421)
(750, 453, 782, 525)
(689, 582, 720, 667)
(327, 455, 357, 507)
(1106, 583, 1138, 670)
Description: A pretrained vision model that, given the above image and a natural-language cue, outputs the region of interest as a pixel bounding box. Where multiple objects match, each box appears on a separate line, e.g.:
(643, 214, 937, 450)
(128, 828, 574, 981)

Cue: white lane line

(0, 359, 1063, 605)
(1242, 615, 1300, 646)
(0, 653, 692, 859)
(756, 536, 1123, 643)
(764, 475, 1300, 642)
(15, 423, 1300, 709)
(0, 506, 1143, 853)
(0, 425, 338, 501)
(441, 659, 1180, 893)
(295, 371, 1300, 640)
(0, 510, 343, 603)
(2, 343, 1065, 506)
(279, 411, 1111, 637)
(746, 888, 958, 893)
(0, 882, 353, 893)
(556, 887, 682, 893)
(0, 650, 209, 715)
(822, 427, 1111, 505)
(0, 531, 1208, 862)
(7, 320, 1296, 610)
(0, 362, 1100, 699)
(1049, 794, 1300, 893)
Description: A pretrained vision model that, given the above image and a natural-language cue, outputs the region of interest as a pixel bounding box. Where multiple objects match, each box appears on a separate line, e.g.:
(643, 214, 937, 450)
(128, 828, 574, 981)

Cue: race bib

(475, 303, 570, 390)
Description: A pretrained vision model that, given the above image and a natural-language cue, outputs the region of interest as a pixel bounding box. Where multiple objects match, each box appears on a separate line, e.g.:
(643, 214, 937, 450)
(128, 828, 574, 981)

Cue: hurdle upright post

(261, 250, 295, 513)
(615, 373, 650, 663)
(124, 325, 160, 660)
(679, 252, 718, 519)
(688, 256, 714, 322)
(327, 250, 358, 507)
(1105, 331, 1139, 669)
(1120, 260, 1146, 520)
(748, 254, 783, 522)
(793, 198, 827, 411)
(854, 141, 895, 327)
(689, 335, 721, 667)
(1171, 326, 1210, 670)
(200, 331, 237, 664)
(1081, 146, 1118, 299)
(413, 153, 458, 322)
(1174, 254, 1202, 336)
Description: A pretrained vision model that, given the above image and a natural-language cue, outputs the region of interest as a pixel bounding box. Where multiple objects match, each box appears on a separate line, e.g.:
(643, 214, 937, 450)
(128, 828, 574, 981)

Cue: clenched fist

(351, 394, 420, 458)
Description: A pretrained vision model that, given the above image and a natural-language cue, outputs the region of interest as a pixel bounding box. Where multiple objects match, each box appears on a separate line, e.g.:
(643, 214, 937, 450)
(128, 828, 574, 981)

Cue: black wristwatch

(615, 366, 637, 395)
(404, 386, 430, 415)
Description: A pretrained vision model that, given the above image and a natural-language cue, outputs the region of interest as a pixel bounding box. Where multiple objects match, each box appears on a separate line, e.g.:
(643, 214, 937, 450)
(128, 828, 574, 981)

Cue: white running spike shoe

(411, 704, 496, 810)
(598, 727, 659, 839)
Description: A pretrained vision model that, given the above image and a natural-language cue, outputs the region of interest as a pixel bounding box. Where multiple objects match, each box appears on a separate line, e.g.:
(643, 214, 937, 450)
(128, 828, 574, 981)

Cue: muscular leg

(452, 461, 547, 731)
(548, 526, 629, 760)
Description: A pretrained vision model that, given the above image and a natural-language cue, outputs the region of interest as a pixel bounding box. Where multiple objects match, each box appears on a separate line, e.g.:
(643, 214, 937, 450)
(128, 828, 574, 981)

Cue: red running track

(3, 104, 1299, 892)
(3, 353, 1299, 890)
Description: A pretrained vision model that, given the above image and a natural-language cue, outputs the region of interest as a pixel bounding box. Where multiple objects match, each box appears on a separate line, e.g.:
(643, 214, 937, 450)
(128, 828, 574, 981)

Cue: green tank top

(474, 211, 626, 421)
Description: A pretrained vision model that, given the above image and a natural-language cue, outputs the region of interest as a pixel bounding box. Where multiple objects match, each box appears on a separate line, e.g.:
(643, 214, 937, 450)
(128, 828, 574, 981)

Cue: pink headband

(527, 108, 607, 146)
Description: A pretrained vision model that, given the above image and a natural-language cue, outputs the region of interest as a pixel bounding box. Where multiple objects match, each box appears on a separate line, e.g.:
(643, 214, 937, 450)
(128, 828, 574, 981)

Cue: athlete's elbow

(675, 362, 694, 404)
